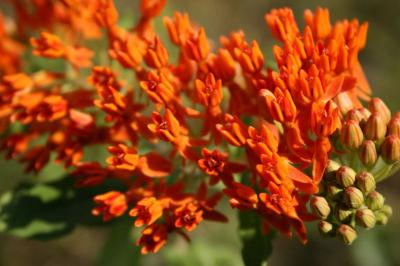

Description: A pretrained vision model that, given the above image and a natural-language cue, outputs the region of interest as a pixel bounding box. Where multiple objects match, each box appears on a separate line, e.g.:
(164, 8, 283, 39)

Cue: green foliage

(0, 177, 123, 240)
(239, 210, 275, 266)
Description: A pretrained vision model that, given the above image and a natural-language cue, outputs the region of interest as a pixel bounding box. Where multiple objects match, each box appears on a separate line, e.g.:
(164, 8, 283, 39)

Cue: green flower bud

(368, 98, 391, 124)
(325, 160, 341, 182)
(355, 171, 376, 194)
(359, 140, 378, 167)
(375, 211, 389, 225)
(327, 184, 343, 200)
(355, 208, 376, 229)
(388, 118, 400, 138)
(337, 224, 357, 245)
(381, 135, 400, 163)
(341, 120, 364, 149)
(365, 112, 387, 141)
(343, 187, 364, 209)
(310, 196, 331, 219)
(334, 204, 353, 222)
(318, 220, 334, 236)
(366, 191, 385, 211)
(346, 109, 364, 123)
(381, 205, 393, 218)
(336, 166, 356, 187)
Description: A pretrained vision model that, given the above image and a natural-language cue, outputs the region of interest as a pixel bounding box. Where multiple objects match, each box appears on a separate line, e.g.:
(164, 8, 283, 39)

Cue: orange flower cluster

(0, 0, 398, 254)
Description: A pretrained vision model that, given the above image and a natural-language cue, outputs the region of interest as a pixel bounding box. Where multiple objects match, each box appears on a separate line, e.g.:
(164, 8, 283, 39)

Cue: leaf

(96, 218, 141, 266)
(239, 210, 275, 266)
(0, 177, 123, 240)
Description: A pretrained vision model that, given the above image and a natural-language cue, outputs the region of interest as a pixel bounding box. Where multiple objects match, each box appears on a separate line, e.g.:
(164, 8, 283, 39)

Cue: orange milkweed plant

(0, 1, 399, 265)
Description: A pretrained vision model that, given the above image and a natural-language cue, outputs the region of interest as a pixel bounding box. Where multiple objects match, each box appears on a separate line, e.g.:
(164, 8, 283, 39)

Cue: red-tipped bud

(343, 187, 364, 209)
(355, 208, 376, 229)
(318, 221, 334, 236)
(336, 166, 356, 187)
(310, 196, 331, 219)
(359, 140, 378, 167)
(368, 97, 391, 124)
(355, 172, 376, 194)
(388, 118, 400, 138)
(365, 112, 387, 141)
(346, 109, 364, 123)
(337, 224, 357, 245)
(341, 120, 364, 149)
(366, 191, 385, 211)
(380, 135, 400, 163)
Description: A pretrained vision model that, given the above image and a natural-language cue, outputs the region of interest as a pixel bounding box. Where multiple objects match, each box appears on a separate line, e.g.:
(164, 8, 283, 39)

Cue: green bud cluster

(338, 102, 400, 181)
(313, 161, 393, 245)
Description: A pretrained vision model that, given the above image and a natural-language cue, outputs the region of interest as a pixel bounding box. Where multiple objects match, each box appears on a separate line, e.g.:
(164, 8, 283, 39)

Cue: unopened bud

(355, 208, 376, 229)
(388, 118, 400, 138)
(366, 191, 385, 210)
(310, 196, 331, 219)
(358, 107, 371, 122)
(394, 112, 400, 119)
(334, 204, 353, 222)
(375, 211, 389, 225)
(355, 172, 376, 194)
(327, 185, 343, 200)
(318, 221, 334, 236)
(325, 160, 341, 181)
(365, 112, 387, 141)
(368, 98, 391, 124)
(359, 140, 378, 167)
(336, 166, 356, 187)
(341, 120, 364, 149)
(343, 187, 364, 209)
(346, 109, 364, 123)
(381, 205, 393, 218)
(337, 224, 357, 245)
(380, 135, 400, 163)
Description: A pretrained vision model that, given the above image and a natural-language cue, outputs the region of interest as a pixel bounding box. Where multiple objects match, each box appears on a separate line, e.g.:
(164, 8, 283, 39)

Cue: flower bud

(358, 107, 371, 122)
(388, 118, 400, 138)
(355, 171, 376, 194)
(341, 120, 364, 149)
(343, 187, 364, 209)
(355, 208, 376, 229)
(366, 191, 384, 211)
(327, 185, 343, 200)
(375, 211, 389, 225)
(310, 196, 331, 219)
(346, 109, 364, 123)
(365, 112, 387, 141)
(359, 140, 377, 167)
(336, 166, 356, 187)
(318, 221, 334, 236)
(381, 205, 393, 218)
(334, 204, 353, 222)
(325, 160, 341, 181)
(380, 135, 400, 163)
(368, 98, 391, 124)
(336, 224, 357, 245)
(394, 112, 400, 119)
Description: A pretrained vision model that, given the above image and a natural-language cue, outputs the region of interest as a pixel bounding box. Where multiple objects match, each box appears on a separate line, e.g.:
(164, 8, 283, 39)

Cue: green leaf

(0, 177, 123, 240)
(96, 218, 141, 266)
(239, 210, 275, 266)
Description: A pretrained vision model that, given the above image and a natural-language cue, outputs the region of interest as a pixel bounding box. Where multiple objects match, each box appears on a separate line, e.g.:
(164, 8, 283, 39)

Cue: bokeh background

(1, 0, 400, 265)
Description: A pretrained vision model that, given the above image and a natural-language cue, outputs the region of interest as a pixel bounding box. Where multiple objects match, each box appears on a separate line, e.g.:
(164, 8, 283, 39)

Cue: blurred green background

(1, 0, 400, 265)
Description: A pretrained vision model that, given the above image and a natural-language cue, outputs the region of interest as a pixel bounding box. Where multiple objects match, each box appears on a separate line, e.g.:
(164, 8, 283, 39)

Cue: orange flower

(140, 71, 175, 104)
(31, 32, 66, 58)
(129, 197, 164, 227)
(140, 0, 167, 18)
(107, 144, 139, 171)
(136, 224, 168, 254)
(184, 28, 210, 62)
(92, 191, 128, 221)
(164, 12, 193, 46)
(174, 202, 203, 232)
(144, 37, 169, 69)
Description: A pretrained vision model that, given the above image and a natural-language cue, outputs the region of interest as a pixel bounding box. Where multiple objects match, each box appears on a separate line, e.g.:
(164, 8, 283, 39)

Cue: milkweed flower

(1, 0, 399, 260)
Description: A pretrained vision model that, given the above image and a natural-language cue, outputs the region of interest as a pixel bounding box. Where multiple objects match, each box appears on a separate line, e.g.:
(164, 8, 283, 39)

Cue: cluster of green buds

(313, 161, 393, 245)
(338, 98, 400, 181)
(312, 98, 399, 245)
